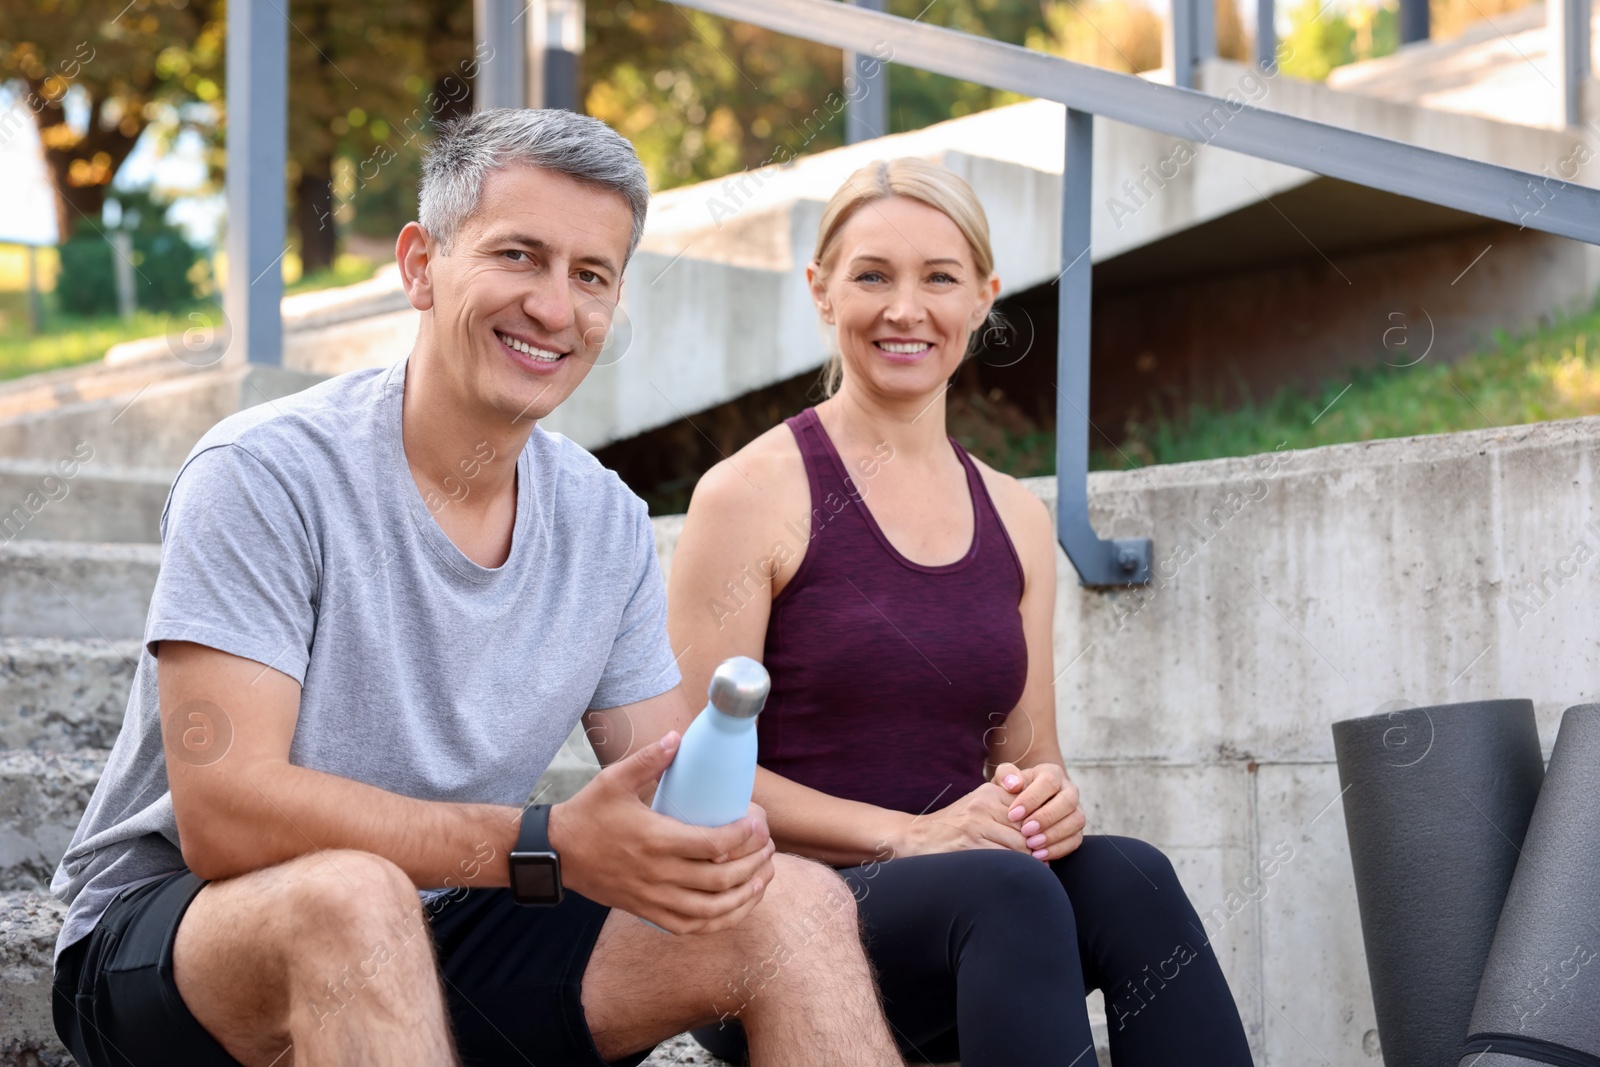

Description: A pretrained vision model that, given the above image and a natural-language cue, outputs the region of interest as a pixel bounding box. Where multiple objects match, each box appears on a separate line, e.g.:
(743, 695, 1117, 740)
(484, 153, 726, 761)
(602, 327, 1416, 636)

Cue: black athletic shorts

(52, 868, 655, 1067)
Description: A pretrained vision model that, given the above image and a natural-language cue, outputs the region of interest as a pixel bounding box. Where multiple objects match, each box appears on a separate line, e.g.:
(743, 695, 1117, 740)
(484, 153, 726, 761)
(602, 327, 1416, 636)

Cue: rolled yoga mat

(1459, 703, 1600, 1067)
(1332, 699, 1544, 1067)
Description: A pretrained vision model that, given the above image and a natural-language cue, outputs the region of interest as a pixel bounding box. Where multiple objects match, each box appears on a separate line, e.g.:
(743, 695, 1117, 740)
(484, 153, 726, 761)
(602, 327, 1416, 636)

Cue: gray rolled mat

(1458, 704, 1600, 1067)
(1332, 699, 1545, 1067)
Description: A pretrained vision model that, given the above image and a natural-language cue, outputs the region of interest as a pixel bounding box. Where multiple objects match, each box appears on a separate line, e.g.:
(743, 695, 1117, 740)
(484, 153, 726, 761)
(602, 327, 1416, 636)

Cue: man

(50, 109, 903, 1067)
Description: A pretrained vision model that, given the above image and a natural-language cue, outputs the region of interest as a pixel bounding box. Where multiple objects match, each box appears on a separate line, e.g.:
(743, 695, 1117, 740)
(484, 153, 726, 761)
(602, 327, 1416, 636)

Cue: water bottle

(651, 655, 769, 826)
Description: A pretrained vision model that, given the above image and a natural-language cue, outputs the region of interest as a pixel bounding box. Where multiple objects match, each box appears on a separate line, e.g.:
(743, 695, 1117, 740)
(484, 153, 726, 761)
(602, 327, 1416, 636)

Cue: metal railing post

(1256, 0, 1277, 72)
(527, 0, 586, 111)
(1552, 0, 1591, 126)
(845, 0, 889, 142)
(474, 0, 528, 109)
(1170, 0, 1215, 90)
(1055, 108, 1152, 586)
(1399, 0, 1429, 44)
(224, 0, 286, 365)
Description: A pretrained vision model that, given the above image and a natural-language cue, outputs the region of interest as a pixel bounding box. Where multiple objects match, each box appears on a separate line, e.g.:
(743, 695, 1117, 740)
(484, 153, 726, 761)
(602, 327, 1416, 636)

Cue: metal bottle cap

(708, 656, 770, 719)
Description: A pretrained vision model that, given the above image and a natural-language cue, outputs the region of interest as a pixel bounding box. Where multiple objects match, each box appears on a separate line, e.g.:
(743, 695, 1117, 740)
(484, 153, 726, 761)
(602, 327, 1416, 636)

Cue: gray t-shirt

(50, 355, 681, 961)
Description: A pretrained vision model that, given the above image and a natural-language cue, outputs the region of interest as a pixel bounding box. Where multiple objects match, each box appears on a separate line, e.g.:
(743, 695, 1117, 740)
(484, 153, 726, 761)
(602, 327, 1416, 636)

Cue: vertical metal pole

(1055, 108, 1151, 587)
(844, 0, 888, 142)
(1552, 0, 1590, 126)
(528, 0, 585, 111)
(474, 0, 527, 110)
(1399, 0, 1429, 44)
(25, 243, 43, 334)
(225, 0, 286, 366)
(1195, 0, 1215, 76)
(1256, 0, 1277, 71)
(1170, 0, 1195, 88)
(112, 231, 136, 320)
(1170, 0, 1211, 89)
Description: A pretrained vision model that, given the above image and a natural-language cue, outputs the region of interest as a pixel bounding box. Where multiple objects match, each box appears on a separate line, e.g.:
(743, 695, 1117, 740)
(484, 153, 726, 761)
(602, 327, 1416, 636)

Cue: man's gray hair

(419, 108, 650, 265)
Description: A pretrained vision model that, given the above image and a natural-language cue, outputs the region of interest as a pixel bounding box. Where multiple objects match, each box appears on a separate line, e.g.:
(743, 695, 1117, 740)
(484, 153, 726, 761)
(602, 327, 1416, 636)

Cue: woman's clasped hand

(895, 761, 1086, 862)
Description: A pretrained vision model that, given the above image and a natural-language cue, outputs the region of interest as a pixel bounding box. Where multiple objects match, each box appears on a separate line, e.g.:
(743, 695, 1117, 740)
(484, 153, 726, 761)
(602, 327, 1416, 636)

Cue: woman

(666, 158, 1252, 1066)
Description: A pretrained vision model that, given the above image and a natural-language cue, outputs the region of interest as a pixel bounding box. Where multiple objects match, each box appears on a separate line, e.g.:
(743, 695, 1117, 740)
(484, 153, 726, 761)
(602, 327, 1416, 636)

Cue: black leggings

(691, 837, 1253, 1067)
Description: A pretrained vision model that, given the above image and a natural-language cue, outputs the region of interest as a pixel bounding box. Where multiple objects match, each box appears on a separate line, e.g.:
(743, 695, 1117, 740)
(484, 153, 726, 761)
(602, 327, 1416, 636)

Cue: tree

(284, 0, 432, 274)
(0, 0, 223, 241)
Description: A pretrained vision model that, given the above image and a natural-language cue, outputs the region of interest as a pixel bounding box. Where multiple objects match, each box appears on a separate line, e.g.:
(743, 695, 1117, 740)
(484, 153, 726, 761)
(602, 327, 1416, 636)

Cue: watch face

(512, 855, 560, 902)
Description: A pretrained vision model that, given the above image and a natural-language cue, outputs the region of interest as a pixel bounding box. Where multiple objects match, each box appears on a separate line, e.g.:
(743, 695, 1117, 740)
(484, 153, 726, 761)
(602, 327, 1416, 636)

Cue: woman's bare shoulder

(687, 418, 810, 522)
(967, 453, 1055, 553)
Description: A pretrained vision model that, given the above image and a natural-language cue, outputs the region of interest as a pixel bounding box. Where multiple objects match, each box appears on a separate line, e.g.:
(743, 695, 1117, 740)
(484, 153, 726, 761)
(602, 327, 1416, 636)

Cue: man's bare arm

(159, 639, 521, 888)
(160, 640, 776, 933)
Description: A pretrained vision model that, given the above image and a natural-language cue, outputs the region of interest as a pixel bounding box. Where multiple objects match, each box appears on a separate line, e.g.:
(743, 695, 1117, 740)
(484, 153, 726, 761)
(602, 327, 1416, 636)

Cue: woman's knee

(1059, 836, 1196, 930)
(900, 850, 1077, 929)
(1081, 836, 1181, 891)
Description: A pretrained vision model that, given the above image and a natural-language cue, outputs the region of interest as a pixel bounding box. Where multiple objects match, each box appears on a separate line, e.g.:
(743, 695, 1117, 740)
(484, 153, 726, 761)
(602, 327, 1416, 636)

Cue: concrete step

(0, 341, 213, 423)
(0, 890, 72, 1067)
(0, 639, 138, 751)
(0, 541, 159, 640)
(0, 361, 324, 473)
(0, 750, 105, 894)
(0, 461, 171, 544)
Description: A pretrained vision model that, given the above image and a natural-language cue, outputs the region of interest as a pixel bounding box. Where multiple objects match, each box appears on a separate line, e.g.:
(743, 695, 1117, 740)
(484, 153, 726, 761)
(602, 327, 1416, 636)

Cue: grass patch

(0, 253, 380, 382)
(1100, 302, 1600, 469)
(284, 253, 379, 295)
(0, 295, 221, 382)
(952, 297, 1600, 476)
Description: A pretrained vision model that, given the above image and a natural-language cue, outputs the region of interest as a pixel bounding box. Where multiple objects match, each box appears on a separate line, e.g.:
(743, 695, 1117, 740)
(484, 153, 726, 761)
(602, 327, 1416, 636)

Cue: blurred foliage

(0, 0, 224, 240)
(1280, 0, 1398, 79)
(55, 186, 200, 316)
(283, 252, 378, 294)
(0, 295, 212, 380)
(0, 250, 379, 381)
(1, 0, 468, 273)
(1094, 296, 1600, 470)
(1430, 0, 1533, 39)
(1027, 0, 1250, 74)
(1279, 0, 1533, 82)
(585, 0, 1064, 192)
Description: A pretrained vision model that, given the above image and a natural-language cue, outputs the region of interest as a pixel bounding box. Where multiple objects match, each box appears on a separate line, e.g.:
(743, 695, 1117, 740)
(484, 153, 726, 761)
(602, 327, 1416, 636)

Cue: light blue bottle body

(642, 656, 768, 933)
(650, 704, 759, 827)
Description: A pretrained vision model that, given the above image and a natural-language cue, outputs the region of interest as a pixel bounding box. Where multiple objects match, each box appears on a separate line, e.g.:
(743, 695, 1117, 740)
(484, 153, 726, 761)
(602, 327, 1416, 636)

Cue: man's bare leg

(582, 853, 901, 1067)
(172, 849, 456, 1067)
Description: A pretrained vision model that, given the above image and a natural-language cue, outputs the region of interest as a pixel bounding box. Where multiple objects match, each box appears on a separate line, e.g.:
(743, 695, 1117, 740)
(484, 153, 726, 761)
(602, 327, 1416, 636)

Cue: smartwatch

(509, 803, 563, 906)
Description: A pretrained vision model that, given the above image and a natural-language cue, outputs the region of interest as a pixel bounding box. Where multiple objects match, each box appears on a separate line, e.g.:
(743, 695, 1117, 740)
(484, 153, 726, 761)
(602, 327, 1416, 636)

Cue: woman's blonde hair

(810, 158, 998, 397)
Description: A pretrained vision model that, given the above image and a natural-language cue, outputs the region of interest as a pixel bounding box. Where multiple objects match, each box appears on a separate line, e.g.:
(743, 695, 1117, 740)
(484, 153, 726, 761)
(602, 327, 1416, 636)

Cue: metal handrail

(672, 0, 1600, 585)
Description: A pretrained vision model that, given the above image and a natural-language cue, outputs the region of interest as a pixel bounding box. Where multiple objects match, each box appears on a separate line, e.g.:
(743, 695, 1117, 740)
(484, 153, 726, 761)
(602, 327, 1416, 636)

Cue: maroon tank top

(759, 406, 1029, 816)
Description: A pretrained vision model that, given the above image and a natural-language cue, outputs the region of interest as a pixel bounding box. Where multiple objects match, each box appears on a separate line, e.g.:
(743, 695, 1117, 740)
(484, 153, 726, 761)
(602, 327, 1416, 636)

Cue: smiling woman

(809, 159, 1000, 400)
(667, 158, 1255, 1066)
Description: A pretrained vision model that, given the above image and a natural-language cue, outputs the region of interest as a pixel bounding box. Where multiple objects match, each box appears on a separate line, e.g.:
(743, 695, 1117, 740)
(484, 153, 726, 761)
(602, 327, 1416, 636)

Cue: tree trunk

(295, 162, 337, 277)
(31, 83, 143, 242)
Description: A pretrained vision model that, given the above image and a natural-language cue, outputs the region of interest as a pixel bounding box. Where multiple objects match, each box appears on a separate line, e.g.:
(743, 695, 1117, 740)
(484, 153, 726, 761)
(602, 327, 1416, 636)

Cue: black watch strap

(510, 804, 563, 907)
(517, 803, 555, 853)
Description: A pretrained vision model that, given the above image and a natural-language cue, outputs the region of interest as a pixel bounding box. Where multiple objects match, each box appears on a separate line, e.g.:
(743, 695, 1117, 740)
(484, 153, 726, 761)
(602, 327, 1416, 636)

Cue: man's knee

(270, 849, 425, 948)
(751, 854, 860, 949)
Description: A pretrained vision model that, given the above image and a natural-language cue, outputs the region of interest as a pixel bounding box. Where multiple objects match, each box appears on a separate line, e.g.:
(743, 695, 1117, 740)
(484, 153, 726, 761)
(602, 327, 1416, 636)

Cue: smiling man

(48, 109, 903, 1067)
